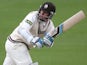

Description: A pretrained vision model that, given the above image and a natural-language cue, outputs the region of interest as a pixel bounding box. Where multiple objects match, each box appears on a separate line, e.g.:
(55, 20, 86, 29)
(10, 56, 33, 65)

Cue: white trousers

(3, 40, 33, 65)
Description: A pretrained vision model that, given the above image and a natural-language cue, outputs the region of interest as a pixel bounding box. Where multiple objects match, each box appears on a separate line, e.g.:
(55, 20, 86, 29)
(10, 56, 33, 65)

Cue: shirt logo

(25, 19, 32, 25)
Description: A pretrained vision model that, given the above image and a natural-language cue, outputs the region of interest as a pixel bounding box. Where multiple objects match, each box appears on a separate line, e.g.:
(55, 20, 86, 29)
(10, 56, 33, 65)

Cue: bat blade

(49, 10, 86, 37)
(63, 10, 86, 32)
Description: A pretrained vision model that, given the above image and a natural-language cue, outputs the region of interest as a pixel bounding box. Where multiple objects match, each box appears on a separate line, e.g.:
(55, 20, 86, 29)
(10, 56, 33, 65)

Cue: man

(3, 2, 56, 65)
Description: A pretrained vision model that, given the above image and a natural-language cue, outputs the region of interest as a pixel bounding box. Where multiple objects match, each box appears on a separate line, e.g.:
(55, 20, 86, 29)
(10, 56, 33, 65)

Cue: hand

(43, 33, 54, 47)
(31, 37, 44, 48)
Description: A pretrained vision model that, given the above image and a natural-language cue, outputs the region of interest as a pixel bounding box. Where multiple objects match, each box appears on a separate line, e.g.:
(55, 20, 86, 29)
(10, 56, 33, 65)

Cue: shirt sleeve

(17, 11, 38, 45)
(17, 19, 34, 45)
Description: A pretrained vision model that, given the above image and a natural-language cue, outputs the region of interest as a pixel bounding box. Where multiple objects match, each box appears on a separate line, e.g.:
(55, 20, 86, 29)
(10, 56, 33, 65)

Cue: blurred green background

(0, 0, 87, 65)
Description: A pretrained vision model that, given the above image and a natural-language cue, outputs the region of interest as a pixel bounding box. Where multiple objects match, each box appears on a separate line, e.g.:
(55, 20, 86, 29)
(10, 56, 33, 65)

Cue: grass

(0, 0, 87, 65)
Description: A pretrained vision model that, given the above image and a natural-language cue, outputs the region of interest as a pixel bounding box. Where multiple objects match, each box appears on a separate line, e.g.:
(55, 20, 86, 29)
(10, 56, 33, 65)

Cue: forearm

(18, 27, 33, 44)
(18, 27, 44, 48)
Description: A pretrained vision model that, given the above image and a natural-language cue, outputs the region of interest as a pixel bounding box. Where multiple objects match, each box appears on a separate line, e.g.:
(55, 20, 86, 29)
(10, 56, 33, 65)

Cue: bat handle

(49, 23, 63, 38)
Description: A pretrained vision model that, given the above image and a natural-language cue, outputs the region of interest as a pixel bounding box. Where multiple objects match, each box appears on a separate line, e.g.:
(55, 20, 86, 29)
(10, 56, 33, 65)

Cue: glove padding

(43, 33, 54, 47)
(31, 37, 44, 48)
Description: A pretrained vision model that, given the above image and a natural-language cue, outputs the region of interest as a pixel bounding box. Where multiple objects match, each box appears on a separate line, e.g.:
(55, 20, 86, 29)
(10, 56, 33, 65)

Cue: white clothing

(3, 11, 55, 65)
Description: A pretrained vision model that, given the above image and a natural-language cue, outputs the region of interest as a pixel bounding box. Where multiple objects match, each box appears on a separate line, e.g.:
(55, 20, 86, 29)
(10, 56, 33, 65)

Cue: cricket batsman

(3, 2, 56, 65)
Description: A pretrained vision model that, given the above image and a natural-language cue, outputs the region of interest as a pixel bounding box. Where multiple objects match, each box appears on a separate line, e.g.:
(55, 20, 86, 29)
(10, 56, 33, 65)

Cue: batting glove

(31, 37, 44, 48)
(43, 33, 54, 47)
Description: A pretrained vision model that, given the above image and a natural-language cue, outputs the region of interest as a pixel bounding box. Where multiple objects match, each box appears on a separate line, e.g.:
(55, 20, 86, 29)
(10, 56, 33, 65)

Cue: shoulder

(25, 11, 38, 22)
(20, 11, 38, 25)
(27, 11, 38, 17)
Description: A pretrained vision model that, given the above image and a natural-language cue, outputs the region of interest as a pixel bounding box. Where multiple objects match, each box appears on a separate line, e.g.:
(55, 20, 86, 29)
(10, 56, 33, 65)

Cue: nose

(38, 11, 49, 21)
(40, 13, 46, 18)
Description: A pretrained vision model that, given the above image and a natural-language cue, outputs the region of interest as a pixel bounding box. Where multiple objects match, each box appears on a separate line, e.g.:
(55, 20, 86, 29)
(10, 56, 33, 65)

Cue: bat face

(49, 10, 86, 38)
(63, 10, 86, 32)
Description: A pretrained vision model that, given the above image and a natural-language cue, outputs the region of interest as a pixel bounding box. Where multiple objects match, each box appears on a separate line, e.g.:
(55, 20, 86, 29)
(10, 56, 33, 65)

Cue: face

(38, 10, 49, 22)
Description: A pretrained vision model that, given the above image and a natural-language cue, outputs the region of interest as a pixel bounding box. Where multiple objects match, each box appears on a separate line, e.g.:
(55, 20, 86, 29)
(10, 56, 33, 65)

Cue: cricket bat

(49, 10, 86, 37)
